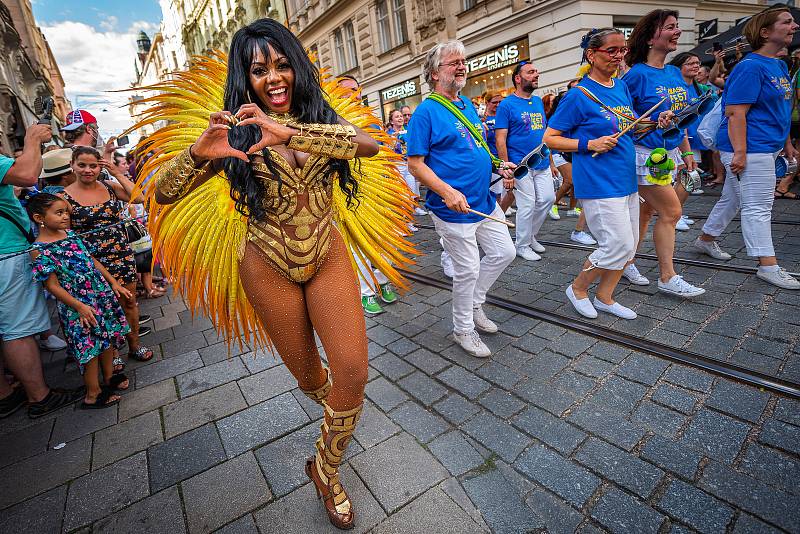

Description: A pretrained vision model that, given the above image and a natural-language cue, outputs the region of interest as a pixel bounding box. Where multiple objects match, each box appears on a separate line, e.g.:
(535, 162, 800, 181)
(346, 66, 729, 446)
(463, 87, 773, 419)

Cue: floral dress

(32, 232, 130, 371)
(62, 182, 137, 284)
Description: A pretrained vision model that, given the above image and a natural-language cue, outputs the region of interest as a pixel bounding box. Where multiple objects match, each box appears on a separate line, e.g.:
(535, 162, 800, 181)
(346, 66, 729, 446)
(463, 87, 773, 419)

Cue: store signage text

(467, 43, 520, 74)
(382, 79, 418, 102)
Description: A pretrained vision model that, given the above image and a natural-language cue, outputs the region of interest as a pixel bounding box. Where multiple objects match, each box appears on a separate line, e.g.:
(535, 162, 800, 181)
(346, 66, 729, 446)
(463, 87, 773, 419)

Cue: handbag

(124, 218, 148, 244)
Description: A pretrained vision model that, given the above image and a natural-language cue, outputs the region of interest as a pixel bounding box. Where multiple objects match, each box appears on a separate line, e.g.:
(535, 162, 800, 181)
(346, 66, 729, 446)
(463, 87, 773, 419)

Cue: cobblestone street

(1, 193, 799, 534)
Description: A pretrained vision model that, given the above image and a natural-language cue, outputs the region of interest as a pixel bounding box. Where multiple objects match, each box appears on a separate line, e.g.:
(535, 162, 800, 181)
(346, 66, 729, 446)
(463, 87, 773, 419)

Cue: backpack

(697, 98, 723, 151)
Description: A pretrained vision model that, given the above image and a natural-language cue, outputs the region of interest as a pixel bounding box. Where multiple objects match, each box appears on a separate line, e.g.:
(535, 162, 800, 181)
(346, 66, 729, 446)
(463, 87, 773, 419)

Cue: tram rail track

(400, 269, 800, 399)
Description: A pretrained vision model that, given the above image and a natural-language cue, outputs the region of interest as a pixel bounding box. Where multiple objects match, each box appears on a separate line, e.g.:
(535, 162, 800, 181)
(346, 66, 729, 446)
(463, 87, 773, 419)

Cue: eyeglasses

(402, 113, 412, 117)
(683, 61, 701, 67)
(440, 59, 467, 68)
(593, 46, 629, 57)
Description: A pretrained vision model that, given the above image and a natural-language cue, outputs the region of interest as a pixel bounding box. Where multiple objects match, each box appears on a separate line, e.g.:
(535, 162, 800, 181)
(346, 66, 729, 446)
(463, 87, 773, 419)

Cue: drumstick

(467, 208, 515, 228)
(591, 96, 668, 158)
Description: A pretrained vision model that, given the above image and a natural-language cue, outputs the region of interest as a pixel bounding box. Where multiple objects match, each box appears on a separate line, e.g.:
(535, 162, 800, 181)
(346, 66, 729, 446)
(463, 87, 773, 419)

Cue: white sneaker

(690, 189, 705, 195)
(693, 237, 731, 260)
(441, 251, 454, 278)
(453, 330, 491, 358)
(675, 218, 690, 231)
(473, 306, 498, 333)
(566, 285, 597, 318)
(681, 215, 695, 225)
(38, 334, 67, 351)
(516, 246, 541, 261)
(622, 264, 650, 286)
(530, 239, 545, 253)
(756, 267, 800, 290)
(593, 298, 637, 319)
(414, 207, 428, 216)
(658, 275, 706, 297)
(570, 231, 597, 245)
(549, 205, 561, 220)
(408, 223, 419, 233)
(505, 207, 516, 216)
(566, 208, 582, 217)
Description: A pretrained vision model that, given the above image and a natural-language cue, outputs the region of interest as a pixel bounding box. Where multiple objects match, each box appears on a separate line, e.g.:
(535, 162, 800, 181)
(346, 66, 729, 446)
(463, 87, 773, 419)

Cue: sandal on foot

(81, 388, 120, 410)
(775, 188, 798, 199)
(130, 347, 153, 362)
(112, 356, 125, 374)
(106, 373, 130, 391)
(28, 388, 83, 419)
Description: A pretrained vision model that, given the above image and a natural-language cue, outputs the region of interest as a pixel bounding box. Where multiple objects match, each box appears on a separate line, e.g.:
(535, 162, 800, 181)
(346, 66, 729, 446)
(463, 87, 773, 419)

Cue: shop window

(393, 0, 408, 44)
(376, 0, 392, 52)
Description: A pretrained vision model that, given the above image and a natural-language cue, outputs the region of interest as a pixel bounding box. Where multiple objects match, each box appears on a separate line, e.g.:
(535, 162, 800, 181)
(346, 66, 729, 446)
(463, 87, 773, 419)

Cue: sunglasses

(513, 143, 550, 178)
(662, 91, 715, 141)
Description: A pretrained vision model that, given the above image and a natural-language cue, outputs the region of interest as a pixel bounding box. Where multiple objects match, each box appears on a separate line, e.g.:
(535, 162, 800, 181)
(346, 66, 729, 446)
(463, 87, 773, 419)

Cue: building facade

(0, 0, 69, 153)
(286, 0, 767, 121)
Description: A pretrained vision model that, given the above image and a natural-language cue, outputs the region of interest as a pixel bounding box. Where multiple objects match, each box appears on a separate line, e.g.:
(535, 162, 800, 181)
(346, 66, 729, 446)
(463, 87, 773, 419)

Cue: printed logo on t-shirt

(654, 84, 689, 112)
(520, 111, 544, 131)
(455, 121, 476, 150)
(596, 105, 635, 133)
(770, 76, 792, 99)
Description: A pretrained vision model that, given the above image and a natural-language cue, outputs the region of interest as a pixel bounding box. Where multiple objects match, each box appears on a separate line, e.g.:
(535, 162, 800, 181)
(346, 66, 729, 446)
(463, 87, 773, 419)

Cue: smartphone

(116, 134, 130, 147)
(712, 42, 722, 52)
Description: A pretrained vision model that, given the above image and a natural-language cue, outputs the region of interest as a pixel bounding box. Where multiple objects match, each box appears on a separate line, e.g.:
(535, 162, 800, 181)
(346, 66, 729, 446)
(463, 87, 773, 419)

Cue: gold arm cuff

(287, 135, 358, 159)
(286, 122, 356, 138)
(155, 147, 208, 200)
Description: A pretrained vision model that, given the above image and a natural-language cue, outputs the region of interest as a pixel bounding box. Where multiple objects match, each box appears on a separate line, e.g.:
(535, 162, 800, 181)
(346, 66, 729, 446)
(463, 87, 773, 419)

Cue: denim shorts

(0, 253, 51, 340)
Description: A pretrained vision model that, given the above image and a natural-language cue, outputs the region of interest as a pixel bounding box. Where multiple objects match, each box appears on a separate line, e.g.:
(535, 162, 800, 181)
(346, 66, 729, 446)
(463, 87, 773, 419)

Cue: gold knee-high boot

(299, 367, 332, 406)
(305, 401, 362, 530)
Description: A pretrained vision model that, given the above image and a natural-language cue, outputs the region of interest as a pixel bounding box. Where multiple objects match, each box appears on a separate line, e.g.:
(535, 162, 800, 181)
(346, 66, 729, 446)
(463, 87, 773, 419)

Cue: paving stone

(350, 433, 448, 514)
(551, 370, 596, 396)
(198, 341, 248, 366)
(119, 378, 178, 422)
(92, 410, 163, 468)
(364, 376, 409, 411)
(397, 370, 448, 406)
(759, 418, 800, 456)
(658, 479, 734, 534)
(433, 393, 480, 425)
(239, 349, 281, 374)
(585, 375, 648, 413)
(511, 405, 586, 454)
(631, 400, 686, 438)
(148, 423, 226, 492)
(461, 469, 544, 534)
(651, 384, 698, 414)
(93, 486, 186, 534)
(616, 353, 669, 385)
(679, 409, 750, 463)
(437, 365, 491, 400)
(386, 336, 420, 357)
(524, 489, 583, 534)
(547, 333, 595, 358)
(176, 357, 248, 398)
(477, 388, 526, 418)
(372, 486, 486, 534)
(687, 332, 738, 359)
(773, 397, 800, 426)
(706, 379, 769, 423)
(739, 443, 800, 494)
(591, 488, 665, 534)
(403, 348, 450, 375)
(640, 434, 703, 480)
(437, 476, 492, 532)
(371, 353, 415, 380)
(572, 354, 616, 378)
(50, 403, 118, 445)
(136, 350, 204, 387)
(575, 438, 664, 499)
(515, 443, 601, 507)
(213, 514, 258, 534)
(183, 452, 271, 534)
(427, 430, 485, 477)
(587, 341, 631, 364)
(0, 485, 67, 534)
(163, 381, 247, 439)
(664, 364, 715, 392)
(0, 434, 90, 508)
(0, 419, 52, 469)
(513, 378, 578, 415)
(461, 411, 532, 463)
(162, 331, 208, 356)
(475, 361, 525, 390)
(63, 452, 150, 531)
(388, 401, 449, 443)
(254, 465, 386, 534)
(236, 364, 296, 405)
(367, 324, 403, 346)
(216, 392, 310, 457)
(731, 513, 784, 534)
(567, 403, 646, 451)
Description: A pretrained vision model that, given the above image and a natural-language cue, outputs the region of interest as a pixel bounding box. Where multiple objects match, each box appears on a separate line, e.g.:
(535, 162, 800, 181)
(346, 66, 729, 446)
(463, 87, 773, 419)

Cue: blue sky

(32, 0, 161, 33)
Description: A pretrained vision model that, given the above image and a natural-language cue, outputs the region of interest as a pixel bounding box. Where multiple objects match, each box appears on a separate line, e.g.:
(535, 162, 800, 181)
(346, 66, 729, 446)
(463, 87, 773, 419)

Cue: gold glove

(155, 147, 208, 200)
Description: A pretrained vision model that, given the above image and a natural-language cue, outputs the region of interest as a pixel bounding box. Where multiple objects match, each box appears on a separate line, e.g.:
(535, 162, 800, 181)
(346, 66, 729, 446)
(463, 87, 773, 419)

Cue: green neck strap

(427, 92, 503, 168)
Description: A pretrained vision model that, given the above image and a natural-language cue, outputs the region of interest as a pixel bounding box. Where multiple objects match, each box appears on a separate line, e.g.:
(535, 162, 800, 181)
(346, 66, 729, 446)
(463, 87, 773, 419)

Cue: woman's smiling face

(249, 44, 294, 113)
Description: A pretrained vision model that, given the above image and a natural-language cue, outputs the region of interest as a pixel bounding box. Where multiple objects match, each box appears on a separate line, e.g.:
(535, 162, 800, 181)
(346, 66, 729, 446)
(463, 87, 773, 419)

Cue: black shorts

(791, 122, 800, 142)
(135, 250, 153, 274)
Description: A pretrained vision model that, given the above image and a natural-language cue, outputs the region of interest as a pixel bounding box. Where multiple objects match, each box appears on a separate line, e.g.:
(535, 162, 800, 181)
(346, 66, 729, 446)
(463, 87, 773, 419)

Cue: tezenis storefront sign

(466, 39, 528, 76)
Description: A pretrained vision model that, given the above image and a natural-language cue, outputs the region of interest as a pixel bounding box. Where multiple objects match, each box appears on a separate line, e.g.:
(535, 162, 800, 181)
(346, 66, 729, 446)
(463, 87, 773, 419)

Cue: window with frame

(462, 0, 478, 11)
(376, 0, 392, 52)
(334, 28, 347, 73)
(392, 0, 408, 44)
(344, 20, 358, 69)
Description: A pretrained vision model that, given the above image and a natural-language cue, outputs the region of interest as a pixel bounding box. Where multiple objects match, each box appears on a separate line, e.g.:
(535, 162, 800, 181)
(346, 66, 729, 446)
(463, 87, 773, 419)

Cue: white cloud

(99, 15, 118, 31)
(41, 20, 161, 144)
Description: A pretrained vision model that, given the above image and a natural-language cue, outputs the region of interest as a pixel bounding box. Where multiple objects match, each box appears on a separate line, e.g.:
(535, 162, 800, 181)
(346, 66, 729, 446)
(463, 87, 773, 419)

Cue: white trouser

(702, 151, 777, 258)
(431, 205, 516, 334)
(398, 162, 419, 197)
(515, 167, 555, 249)
(354, 253, 389, 297)
(581, 193, 640, 270)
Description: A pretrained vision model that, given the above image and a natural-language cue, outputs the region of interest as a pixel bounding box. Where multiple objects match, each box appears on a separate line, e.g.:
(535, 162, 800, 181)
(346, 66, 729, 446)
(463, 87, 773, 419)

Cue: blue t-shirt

(483, 115, 498, 157)
(406, 95, 495, 223)
(622, 63, 690, 150)
(716, 53, 792, 154)
(684, 82, 709, 152)
(548, 77, 637, 200)
(0, 155, 31, 255)
(494, 94, 549, 169)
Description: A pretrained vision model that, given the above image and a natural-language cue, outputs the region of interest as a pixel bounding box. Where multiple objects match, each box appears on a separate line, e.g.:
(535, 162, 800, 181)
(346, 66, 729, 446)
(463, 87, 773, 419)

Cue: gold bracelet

(287, 135, 358, 159)
(155, 147, 208, 200)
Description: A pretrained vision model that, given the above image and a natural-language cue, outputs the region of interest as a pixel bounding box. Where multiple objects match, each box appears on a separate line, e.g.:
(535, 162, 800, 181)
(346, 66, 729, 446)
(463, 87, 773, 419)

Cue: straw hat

(41, 148, 72, 179)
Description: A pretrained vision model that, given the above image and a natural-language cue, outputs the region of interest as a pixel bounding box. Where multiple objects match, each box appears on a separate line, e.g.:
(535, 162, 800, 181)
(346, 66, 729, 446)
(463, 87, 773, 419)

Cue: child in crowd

(27, 193, 132, 409)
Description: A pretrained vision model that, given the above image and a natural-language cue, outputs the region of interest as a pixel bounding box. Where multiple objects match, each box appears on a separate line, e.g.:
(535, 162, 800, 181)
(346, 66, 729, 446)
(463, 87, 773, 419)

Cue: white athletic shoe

(530, 239, 546, 253)
(516, 246, 541, 261)
(570, 231, 597, 245)
(690, 189, 705, 195)
(505, 207, 516, 216)
(675, 218, 690, 231)
(622, 264, 650, 286)
(566, 208, 582, 217)
(593, 298, 637, 319)
(756, 267, 800, 290)
(566, 285, 597, 319)
(408, 223, 419, 233)
(473, 306, 498, 333)
(414, 207, 428, 216)
(658, 275, 706, 297)
(453, 330, 491, 358)
(441, 251, 454, 278)
(549, 205, 561, 220)
(693, 237, 731, 260)
(38, 334, 67, 351)
(681, 215, 695, 225)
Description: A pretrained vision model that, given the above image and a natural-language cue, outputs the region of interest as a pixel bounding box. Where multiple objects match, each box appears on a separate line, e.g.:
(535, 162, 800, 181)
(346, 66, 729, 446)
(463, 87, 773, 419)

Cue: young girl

(28, 193, 132, 408)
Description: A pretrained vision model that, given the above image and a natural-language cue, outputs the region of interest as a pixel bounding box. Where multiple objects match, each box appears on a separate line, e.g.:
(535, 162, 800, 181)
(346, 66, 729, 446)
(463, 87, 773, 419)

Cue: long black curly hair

(223, 18, 358, 220)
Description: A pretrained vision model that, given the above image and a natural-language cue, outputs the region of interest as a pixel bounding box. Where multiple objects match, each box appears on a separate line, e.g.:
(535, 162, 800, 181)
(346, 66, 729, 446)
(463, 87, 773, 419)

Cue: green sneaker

(361, 295, 384, 315)
(379, 283, 398, 304)
(548, 205, 561, 220)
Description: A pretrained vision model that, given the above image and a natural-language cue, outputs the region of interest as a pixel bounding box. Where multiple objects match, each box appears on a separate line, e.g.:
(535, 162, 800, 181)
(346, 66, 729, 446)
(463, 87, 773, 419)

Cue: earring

(40, 222, 45, 228)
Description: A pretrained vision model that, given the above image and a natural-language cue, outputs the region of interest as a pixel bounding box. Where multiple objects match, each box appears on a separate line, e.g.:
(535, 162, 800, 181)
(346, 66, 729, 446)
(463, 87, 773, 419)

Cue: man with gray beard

(407, 40, 516, 358)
